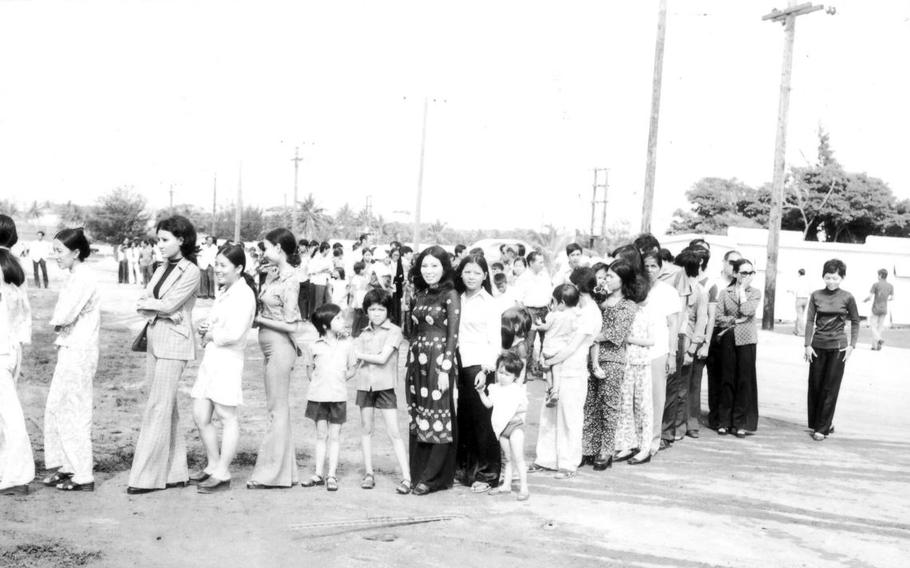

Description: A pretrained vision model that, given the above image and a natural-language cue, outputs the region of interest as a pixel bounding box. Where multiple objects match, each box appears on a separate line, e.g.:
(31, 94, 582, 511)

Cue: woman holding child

(454, 254, 502, 493)
(405, 246, 461, 496)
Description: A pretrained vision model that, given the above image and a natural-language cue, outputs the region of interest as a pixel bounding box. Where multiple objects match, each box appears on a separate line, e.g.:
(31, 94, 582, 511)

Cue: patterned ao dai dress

(405, 285, 460, 490)
(616, 308, 653, 453)
(45, 263, 101, 485)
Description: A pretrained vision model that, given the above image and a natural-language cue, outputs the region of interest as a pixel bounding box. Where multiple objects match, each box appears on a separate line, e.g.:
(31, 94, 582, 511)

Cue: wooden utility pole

(761, 1, 826, 330)
(641, 0, 667, 234)
(210, 175, 217, 237)
(169, 184, 175, 210)
(590, 169, 609, 247)
(291, 147, 303, 205)
(413, 97, 429, 251)
(234, 164, 242, 243)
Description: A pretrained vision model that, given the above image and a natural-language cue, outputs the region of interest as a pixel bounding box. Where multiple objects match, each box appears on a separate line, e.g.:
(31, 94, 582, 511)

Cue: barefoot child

(301, 303, 356, 492)
(352, 288, 412, 494)
(476, 352, 529, 501)
(532, 284, 579, 407)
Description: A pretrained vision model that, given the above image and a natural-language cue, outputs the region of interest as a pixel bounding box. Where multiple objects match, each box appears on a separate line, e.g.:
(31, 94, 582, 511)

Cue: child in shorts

(501, 306, 532, 383)
(351, 288, 411, 495)
(301, 303, 356, 492)
(532, 284, 579, 407)
(477, 352, 529, 501)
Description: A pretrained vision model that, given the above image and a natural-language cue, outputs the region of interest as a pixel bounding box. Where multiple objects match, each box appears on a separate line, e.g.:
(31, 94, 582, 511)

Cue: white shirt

(49, 263, 100, 349)
(28, 239, 52, 262)
(494, 286, 520, 314)
(198, 244, 218, 270)
(459, 289, 502, 369)
(644, 280, 680, 359)
(308, 254, 332, 286)
(560, 299, 601, 377)
(516, 269, 552, 308)
(488, 382, 528, 437)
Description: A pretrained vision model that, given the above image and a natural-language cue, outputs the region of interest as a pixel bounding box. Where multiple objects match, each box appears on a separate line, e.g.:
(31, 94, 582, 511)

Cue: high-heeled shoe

(613, 451, 635, 463)
(592, 455, 613, 471)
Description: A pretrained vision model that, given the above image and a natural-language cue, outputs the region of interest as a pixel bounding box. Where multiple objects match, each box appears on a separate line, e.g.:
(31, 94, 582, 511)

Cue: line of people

(0, 214, 861, 497)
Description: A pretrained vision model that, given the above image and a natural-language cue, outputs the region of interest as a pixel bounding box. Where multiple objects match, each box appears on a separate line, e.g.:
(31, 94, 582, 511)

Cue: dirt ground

(2, 259, 909, 568)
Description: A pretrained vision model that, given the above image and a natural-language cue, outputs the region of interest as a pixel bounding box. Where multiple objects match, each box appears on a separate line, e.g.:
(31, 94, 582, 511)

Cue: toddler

(533, 284, 580, 407)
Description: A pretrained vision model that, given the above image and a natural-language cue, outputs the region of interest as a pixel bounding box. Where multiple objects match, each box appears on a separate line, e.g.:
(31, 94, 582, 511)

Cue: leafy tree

(294, 194, 331, 239)
(56, 201, 87, 230)
(668, 178, 765, 235)
(26, 200, 43, 227)
(85, 186, 151, 243)
(0, 199, 18, 216)
(210, 206, 267, 242)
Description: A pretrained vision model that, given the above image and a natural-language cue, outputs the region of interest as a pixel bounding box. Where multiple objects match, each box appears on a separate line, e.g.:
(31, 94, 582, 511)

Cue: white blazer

(201, 280, 256, 372)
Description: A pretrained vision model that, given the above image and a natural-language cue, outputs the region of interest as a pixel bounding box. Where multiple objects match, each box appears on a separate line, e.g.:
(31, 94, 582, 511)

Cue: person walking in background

(0, 215, 35, 496)
(790, 268, 811, 336)
(197, 235, 218, 299)
(117, 238, 131, 284)
(29, 230, 52, 288)
(138, 240, 154, 287)
(863, 269, 893, 351)
(41, 228, 100, 492)
(806, 259, 860, 440)
(127, 241, 140, 285)
(127, 216, 201, 495)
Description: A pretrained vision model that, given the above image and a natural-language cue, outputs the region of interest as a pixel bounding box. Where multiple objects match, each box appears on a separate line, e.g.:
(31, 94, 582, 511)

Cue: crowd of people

(0, 213, 875, 499)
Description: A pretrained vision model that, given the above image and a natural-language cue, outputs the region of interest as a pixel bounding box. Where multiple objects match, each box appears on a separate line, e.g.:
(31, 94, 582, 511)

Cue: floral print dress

(406, 286, 461, 444)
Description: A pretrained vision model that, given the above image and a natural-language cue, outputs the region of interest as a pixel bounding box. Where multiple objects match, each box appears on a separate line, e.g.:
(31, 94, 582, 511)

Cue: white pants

(44, 346, 97, 484)
(0, 349, 36, 489)
(534, 368, 586, 472)
(869, 313, 887, 344)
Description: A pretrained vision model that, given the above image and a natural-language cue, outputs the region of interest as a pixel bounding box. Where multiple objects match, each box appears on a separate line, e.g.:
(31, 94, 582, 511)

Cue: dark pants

(807, 348, 845, 435)
(717, 338, 759, 431)
(706, 330, 725, 429)
(687, 356, 707, 432)
(118, 260, 129, 284)
(662, 336, 687, 441)
(455, 365, 501, 486)
(298, 282, 311, 320)
(308, 284, 327, 318)
(33, 259, 48, 288)
(526, 306, 549, 372)
(408, 368, 457, 491)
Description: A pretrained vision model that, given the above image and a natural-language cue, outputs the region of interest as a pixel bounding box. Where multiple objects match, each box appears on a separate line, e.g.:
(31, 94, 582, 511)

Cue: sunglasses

(738, 271, 755, 276)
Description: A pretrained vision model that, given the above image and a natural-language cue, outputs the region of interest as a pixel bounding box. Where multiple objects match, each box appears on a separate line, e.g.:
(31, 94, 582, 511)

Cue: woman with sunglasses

(713, 259, 761, 438)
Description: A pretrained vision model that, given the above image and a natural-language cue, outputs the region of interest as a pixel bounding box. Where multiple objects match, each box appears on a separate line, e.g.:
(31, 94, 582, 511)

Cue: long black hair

(609, 258, 648, 303)
(0, 215, 24, 286)
(455, 254, 493, 295)
(0, 214, 18, 248)
(218, 243, 258, 315)
(264, 228, 300, 267)
(157, 215, 197, 264)
(410, 245, 455, 292)
(55, 227, 91, 261)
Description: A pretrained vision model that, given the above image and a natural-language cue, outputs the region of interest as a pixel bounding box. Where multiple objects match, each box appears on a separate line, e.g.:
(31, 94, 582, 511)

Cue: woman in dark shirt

(804, 259, 860, 441)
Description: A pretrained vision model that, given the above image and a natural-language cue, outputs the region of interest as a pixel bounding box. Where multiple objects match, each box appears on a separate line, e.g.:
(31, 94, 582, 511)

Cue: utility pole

(761, 1, 828, 330)
(641, 0, 667, 234)
(413, 97, 429, 251)
(590, 168, 609, 248)
(211, 175, 217, 237)
(234, 163, 242, 243)
(169, 184, 175, 210)
(291, 146, 303, 205)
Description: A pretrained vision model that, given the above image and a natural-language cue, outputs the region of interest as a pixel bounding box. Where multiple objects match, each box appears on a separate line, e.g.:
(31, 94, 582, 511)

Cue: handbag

(131, 322, 149, 352)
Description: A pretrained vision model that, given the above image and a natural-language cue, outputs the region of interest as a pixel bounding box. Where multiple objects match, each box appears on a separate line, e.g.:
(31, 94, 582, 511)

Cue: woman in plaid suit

(127, 216, 201, 495)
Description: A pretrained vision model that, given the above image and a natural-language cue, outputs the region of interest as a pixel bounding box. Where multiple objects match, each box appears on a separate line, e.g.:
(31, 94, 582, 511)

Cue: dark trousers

(298, 282, 311, 321)
(807, 348, 845, 435)
(455, 365, 501, 486)
(351, 308, 367, 338)
(118, 260, 129, 284)
(526, 306, 549, 371)
(687, 356, 707, 432)
(705, 330, 725, 429)
(308, 284, 327, 318)
(717, 339, 759, 431)
(33, 259, 48, 288)
(662, 336, 687, 441)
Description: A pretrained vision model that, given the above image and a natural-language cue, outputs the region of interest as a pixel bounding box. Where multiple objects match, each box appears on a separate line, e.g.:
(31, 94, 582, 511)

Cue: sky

(1, 0, 908, 235)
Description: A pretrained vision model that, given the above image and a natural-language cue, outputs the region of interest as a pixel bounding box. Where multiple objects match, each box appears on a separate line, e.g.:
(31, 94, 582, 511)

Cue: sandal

(42, 471, 72, 487)
(554, 469, 576, 480)
(488, 486, 513, 496)
(411, 482, 430, 496)
(527, 463, 548, 474)
(361, 473, 375, 490)
(517, 490, 530, 501)
(300, 475, 325, 488)
(56, 479, 94, 492)
(325, 476, 338, 492)
(470, 481, 491, 494)
(395, 479, 412, 495)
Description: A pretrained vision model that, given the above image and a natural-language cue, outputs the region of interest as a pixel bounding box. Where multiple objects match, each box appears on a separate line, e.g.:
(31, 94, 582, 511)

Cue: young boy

(533, 284, 580, 407)
(349, 261, 370, 337)
(476, 351, 529, 501)
(351, 288, 411, 494)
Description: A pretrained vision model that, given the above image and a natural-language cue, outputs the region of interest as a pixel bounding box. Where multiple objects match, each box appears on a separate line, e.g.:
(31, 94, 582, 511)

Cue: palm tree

(424, 220, 448, 245)
(0, 199, 19, 217)
(27, 200, 42, 227)
(294, 193, 330, 239)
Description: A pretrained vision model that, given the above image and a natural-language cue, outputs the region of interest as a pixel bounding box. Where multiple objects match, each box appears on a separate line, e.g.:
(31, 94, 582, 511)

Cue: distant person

(789, 268, 811, 336)
(805, 259, 860, 441)
(197, 235, 218, 299)
(863, 269, 893, 351)
(118, 238, 131, 284)
(29, 230, 52, 288)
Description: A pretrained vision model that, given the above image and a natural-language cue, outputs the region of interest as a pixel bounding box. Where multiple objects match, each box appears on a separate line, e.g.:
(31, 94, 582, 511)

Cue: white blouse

(458, 289, 502, 369)
(50, 263, 100, 349)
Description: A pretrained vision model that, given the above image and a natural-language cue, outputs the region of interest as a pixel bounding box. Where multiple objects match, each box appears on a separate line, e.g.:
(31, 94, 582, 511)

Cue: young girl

(190, 244, 257, 493)
(328, 267, 349, 308)
(301, 303, 356, 492)
(533, 284, 580, 407)
(0, 215, 34, 496)
(42, 228, 100, 492)
(614, 306, 654, 464)
(349, 261, 369, 337)
(352, 288, 410, 494)
(477, 352, 529, 501)
(501, 306, 532, 383)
